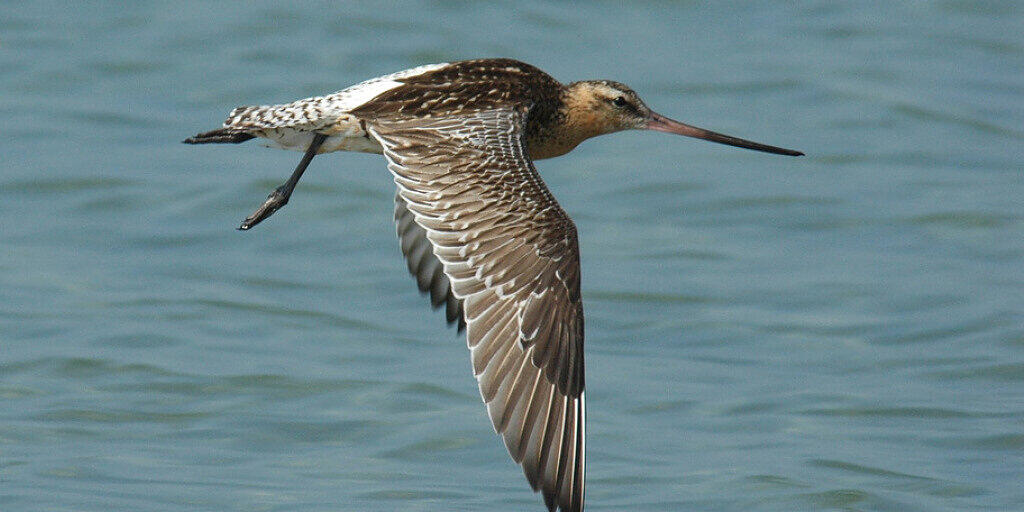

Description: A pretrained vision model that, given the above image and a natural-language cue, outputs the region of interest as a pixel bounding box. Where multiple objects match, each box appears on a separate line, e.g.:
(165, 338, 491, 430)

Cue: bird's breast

(526, 121, 597, 161)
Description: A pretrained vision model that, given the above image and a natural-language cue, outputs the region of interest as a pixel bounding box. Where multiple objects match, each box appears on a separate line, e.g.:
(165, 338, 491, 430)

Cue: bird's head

(563, 80, 803, 156)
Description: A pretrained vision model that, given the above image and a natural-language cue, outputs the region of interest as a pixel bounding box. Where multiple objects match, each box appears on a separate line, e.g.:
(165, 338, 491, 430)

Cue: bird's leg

(238, 133, 328, 230)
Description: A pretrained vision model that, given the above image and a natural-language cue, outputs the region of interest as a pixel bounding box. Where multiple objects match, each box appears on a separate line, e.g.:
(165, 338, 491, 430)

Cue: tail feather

(183, 128, 255, 144)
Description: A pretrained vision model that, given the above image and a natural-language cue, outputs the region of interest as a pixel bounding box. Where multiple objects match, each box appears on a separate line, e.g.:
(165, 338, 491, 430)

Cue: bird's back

(192, 59, 564, 155)
(350, 58, 563, 121)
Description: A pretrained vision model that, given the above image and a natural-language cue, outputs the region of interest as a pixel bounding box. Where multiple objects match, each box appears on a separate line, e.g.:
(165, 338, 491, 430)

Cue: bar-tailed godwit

(185, 58, 802, 512)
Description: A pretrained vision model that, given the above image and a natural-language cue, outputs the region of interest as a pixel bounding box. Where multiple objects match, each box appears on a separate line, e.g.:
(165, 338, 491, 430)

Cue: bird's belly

(320, 133, 383, 154)
(258, 117, 383, 155)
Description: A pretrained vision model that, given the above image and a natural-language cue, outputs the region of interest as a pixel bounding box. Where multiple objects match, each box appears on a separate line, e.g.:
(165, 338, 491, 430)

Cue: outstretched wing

(369, 107, 586, 512)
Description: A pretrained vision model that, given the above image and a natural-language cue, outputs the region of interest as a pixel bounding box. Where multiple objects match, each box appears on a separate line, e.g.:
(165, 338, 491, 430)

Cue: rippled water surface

(3, 2, 1022, 511)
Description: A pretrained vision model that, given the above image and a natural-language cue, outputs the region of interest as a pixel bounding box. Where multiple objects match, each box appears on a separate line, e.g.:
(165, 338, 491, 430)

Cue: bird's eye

(612, 96, 628, 107)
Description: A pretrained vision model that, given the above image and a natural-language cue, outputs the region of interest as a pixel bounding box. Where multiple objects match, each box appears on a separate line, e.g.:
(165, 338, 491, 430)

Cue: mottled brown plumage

(185, 58, 802, 512)
(372, 107, 586, 511)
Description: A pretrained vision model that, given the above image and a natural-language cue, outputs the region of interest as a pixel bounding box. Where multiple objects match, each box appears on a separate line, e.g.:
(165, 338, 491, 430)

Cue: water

(2, 2, 1022, 510)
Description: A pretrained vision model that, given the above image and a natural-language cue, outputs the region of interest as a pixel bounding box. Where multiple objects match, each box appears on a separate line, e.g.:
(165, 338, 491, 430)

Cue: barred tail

(182, 128, 255, 144)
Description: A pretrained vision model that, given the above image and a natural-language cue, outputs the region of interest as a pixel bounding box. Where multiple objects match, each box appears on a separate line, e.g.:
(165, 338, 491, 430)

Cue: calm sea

(2, 2, 1022, 511)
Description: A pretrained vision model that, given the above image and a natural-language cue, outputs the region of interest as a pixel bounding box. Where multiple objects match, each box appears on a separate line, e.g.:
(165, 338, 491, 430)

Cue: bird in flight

(185, 58, 802, 512)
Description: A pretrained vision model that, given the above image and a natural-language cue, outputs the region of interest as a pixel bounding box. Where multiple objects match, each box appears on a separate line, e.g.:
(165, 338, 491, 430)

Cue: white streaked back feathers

(222, 63, 449, 132)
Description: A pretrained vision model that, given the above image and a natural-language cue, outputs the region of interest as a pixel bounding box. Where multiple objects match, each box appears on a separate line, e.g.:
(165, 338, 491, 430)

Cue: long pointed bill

(646, 112, 803, 156)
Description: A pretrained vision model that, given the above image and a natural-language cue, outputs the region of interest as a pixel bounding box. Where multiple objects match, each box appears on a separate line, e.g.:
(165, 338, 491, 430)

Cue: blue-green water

(2, 2, 1022, 511)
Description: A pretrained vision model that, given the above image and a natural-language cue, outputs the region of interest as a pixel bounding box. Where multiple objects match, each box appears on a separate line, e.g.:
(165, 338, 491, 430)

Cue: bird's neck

(526, 89, 610, 161)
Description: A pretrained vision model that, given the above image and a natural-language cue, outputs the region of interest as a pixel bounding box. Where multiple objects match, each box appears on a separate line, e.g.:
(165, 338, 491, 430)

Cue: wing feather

(394, 192, 465, 331)
(370, 107, 585, 512)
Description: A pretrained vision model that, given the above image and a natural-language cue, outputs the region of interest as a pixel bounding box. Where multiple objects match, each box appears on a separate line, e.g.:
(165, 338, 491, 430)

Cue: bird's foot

(238, 185, 289, 230)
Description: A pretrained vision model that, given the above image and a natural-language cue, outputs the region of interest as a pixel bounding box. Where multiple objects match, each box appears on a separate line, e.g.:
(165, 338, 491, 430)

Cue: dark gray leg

(238, 133, 328, 230)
